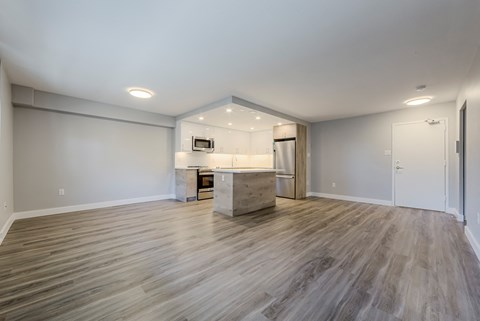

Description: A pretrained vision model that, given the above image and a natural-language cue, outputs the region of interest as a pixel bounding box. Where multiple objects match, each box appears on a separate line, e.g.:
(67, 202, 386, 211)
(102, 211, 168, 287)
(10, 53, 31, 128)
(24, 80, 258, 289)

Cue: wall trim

(0, 214, 15, 245)
(465, 226, 480, 264)
(0, 194, 175, 245)
(446, 207, 464, 222)
(308, 192, 393, 206)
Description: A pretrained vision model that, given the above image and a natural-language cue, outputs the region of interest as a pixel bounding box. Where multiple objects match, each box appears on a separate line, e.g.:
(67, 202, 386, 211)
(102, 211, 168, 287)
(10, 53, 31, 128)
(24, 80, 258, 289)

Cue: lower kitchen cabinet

(175, 169, 197, 202)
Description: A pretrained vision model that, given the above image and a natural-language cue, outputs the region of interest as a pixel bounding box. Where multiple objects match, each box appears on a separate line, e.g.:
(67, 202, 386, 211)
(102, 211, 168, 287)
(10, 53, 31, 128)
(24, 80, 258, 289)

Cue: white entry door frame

(391, 118, 449, 212)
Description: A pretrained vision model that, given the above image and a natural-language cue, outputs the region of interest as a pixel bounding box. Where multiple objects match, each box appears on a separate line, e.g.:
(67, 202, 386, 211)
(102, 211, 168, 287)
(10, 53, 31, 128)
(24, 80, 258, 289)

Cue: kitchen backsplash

(175, 152, 273, 168)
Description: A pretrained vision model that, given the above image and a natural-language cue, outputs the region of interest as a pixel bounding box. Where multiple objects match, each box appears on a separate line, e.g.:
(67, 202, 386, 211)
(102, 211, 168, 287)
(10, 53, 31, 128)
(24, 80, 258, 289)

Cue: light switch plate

(384, 149, 392, 156)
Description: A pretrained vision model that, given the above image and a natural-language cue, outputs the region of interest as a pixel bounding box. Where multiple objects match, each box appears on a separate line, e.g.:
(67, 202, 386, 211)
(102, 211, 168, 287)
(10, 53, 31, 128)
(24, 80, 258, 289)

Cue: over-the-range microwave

(192, 136, 215, 152)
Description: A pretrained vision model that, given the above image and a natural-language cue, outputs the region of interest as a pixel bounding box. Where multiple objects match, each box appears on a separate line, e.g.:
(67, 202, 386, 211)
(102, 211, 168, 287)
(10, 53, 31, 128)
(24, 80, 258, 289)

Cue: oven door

(197, 172, 214, 200)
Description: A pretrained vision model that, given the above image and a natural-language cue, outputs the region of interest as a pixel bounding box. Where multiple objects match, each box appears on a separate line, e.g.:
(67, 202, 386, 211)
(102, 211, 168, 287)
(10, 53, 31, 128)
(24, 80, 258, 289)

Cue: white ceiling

(183, 103, 290, 132)
(0, 0, 479, 121)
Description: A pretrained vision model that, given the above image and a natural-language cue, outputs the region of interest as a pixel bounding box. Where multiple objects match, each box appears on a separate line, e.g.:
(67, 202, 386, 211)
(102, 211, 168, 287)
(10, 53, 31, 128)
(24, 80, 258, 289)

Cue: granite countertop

(213, 168, 278, 173)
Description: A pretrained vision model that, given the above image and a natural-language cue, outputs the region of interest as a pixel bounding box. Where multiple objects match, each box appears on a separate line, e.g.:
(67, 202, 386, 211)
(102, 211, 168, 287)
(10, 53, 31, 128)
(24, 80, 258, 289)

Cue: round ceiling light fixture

(404, 96, 433, 106)
(128, 88, 153, 99)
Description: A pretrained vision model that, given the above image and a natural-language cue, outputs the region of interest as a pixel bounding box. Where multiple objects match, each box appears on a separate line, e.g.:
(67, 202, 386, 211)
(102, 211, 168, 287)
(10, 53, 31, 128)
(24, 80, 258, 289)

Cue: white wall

(311, 102, 458, 208)
(0, 61, 14, 242)
(456, 46, 480, 257)
(12, 85, 175, 128)
(14, 107, 175, 212)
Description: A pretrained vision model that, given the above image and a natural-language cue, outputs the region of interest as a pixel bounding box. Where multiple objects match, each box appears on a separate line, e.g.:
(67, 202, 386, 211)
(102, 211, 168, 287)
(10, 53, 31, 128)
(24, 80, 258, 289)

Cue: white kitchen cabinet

(213, 127, 230, 154)
(180, 122, 215, 152)
(180, 122, 194, 152)
(179, 121, 254, 155)
(231, 130, 250, 155)
(251, 130, 273, 155)
(212, 128, 249, 154)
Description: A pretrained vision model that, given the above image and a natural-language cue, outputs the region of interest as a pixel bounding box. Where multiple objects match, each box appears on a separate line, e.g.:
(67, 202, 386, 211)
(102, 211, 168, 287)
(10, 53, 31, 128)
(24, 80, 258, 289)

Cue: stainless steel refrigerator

(274, 139, 296, 198)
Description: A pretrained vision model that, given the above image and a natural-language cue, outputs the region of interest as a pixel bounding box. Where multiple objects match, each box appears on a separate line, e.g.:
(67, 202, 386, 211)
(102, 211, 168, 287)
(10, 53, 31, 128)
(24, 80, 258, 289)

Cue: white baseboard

(307, 192, 392, 206)
(465, 226, 480, 264)
(0, 194, 175, 245)
(446, 207, 464, 222)
(0, 214, 15, 245)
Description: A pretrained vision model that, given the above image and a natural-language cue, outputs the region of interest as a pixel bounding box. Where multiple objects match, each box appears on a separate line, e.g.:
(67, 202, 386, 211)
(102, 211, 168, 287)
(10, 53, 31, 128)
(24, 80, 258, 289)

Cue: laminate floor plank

(0, 197, 479, 321)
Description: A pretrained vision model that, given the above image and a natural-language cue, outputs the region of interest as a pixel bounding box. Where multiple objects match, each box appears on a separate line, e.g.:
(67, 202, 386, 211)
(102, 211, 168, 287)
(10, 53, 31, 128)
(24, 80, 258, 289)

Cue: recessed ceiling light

(228, 122, 232, 126)
(128, 88, 153, 99)
(198, 116, 204, 120)
(255, 116, 261, 120)
(226, 108, 232, 113)
(277, 122, 283, 125)
(404, 96, 433, 106)
(250, 127, 254, 130)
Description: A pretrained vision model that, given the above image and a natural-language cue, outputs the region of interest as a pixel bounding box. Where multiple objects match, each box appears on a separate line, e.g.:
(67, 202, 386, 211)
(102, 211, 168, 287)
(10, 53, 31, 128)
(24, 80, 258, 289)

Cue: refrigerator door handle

(276, 174, 295, 179)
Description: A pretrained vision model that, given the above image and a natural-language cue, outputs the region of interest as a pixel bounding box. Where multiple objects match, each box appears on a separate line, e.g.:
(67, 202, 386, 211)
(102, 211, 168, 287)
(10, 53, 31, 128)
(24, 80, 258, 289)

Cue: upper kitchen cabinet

(251, 130, 273, 155)
(179, 121, 215, 152)
(273, 123, 297, 140)
(231, 130, 250, 155)
(217, 129, 250, 154)
(213, 127, 230, 154)
(213, 127, 250, 155)
(178, 121, 249, 154)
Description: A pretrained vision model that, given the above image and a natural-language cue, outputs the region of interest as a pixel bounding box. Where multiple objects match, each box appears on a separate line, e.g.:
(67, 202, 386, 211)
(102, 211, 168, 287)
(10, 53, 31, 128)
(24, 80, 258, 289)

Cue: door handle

(276, 175, 294, 179)
(395, 166, 404, 170)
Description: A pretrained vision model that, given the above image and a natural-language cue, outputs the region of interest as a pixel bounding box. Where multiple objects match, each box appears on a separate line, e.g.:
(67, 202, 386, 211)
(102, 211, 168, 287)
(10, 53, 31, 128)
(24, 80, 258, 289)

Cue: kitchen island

(213, 169, 277, 217)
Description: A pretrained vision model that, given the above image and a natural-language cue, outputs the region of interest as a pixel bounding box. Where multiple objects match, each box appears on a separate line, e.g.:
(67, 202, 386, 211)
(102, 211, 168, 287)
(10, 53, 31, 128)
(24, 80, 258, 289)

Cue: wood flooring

(0, 197, 479, 321)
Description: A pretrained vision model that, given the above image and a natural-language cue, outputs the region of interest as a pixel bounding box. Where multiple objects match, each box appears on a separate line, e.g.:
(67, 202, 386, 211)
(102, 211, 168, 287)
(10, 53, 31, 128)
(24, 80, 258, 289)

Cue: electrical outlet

(332, 182, 336, 188)
(58, 188, 65, 196)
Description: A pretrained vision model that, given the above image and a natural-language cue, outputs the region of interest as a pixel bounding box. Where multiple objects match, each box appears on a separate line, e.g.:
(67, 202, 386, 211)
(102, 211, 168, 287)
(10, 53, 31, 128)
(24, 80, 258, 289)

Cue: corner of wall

(0, 60, 14, 245)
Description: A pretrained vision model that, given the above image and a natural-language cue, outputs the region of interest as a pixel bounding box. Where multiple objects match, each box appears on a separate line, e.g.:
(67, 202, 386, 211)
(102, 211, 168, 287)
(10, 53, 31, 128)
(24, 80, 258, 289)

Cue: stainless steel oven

(197, 169, 214, 200)
(192, 136, 215, 153)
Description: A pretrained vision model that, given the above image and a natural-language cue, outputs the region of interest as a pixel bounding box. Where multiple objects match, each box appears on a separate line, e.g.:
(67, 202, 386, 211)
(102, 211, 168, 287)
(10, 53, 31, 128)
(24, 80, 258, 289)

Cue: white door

(393, 119, 446, 211)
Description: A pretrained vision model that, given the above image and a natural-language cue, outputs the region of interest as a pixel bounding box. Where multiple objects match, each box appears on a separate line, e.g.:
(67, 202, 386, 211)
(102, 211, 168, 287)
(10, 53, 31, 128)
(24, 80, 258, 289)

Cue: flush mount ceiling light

(250, 127, 255, 130)
(404, 96, 433, 106)
(226, 108, 232, 113)
(198, 116, 204, 120)
(128, 88, 153, 99)
(228, 122, 232, 126)
(255, 116, 261, 120)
